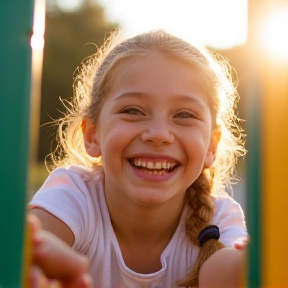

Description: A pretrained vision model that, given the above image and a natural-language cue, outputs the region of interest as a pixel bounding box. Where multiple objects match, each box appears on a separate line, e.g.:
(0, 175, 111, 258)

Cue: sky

(56, 0, 248, 49)
(98, 0, 248, 49)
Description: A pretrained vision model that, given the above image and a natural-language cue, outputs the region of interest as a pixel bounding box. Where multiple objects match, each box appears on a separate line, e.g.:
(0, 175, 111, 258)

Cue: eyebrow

(114, 92, 146, 101)
(114, 92, 207, 110)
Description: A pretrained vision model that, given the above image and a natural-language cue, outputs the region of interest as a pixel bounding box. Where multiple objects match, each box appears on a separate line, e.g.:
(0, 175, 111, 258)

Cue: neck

(105, 191, 185, 246)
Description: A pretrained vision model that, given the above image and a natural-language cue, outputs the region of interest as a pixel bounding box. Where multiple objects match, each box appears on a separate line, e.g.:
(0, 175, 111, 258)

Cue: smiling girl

(30, 30, 247, 288)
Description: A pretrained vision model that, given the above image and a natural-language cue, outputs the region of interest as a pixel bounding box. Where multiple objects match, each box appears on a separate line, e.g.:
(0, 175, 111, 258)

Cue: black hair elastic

(198, 225, 220, 247)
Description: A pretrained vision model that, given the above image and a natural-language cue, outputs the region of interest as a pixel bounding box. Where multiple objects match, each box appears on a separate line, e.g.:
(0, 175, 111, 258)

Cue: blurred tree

(38, 0, 118, 161)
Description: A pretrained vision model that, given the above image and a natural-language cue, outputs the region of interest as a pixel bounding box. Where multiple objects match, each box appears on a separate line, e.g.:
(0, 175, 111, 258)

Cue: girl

(30, 30, 247, 288)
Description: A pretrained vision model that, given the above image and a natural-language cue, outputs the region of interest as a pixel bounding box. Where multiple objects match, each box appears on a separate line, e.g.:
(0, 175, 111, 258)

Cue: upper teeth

(132, 158, 177, 170)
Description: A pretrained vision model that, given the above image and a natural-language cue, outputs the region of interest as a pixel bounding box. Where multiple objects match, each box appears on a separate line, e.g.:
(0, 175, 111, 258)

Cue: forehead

(108, 53, 209, 102)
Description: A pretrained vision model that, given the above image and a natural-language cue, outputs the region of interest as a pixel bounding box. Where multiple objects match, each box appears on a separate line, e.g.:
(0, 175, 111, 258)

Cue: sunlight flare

(260, 5, 288, 61)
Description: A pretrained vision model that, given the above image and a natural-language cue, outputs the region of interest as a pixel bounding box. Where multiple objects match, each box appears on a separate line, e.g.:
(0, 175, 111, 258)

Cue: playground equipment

(0, 0, 44, 287)
(245, 1, 288, 287)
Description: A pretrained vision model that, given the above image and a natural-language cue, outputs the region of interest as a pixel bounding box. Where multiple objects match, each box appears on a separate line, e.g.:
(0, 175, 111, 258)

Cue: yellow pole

(262, 58, 288, 287)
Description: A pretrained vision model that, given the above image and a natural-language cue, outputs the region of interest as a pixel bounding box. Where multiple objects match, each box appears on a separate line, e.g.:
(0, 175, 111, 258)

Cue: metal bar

(0, 1, 34, 287)
(246, 74, 262, 288)
(262, 59, 288, 287)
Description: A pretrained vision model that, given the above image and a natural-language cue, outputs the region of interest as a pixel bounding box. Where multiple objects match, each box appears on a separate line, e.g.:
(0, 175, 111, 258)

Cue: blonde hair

(47, 30, 246, 287)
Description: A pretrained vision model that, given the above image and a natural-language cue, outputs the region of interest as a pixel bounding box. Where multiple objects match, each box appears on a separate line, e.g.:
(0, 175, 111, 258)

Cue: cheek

(184, 129, 212, 163)
(99, 123, 134, 163)
(185, 126, 211, 147)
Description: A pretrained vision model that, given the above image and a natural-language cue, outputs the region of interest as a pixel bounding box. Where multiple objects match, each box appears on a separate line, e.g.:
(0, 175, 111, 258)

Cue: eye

(174, 111, 197, 119)
(120, 106, 145, 116)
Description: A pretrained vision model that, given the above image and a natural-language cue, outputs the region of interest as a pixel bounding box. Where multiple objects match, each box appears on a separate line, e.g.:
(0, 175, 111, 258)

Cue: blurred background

(29, 0, 288, 216)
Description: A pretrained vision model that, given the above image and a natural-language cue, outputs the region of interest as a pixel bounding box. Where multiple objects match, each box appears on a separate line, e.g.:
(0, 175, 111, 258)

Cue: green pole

(246, 76, 262, 287)
(0, 1, 34, 287)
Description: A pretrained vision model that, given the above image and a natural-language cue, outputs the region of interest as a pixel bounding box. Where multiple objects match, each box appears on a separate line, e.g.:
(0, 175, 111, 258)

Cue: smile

(129, 157, 180, 175)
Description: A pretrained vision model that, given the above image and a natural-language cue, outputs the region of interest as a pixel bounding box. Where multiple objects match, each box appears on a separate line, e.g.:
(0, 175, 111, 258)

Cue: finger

(27, 214, 42, 233)
(234, 237, 249, 250)
(33, 230, 89, 280)
(29, 265, 51, 288)
(47, 280, 62, 288)
(62, 274, 93, 288)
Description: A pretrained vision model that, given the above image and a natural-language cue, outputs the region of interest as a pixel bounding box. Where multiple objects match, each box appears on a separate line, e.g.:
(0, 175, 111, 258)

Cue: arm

(30, 208, 74, 246)
(198, 247, 246, 288)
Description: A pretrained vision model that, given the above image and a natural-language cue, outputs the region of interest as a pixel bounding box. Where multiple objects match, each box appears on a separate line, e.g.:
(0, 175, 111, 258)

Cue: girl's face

(84, 53, 217, 207)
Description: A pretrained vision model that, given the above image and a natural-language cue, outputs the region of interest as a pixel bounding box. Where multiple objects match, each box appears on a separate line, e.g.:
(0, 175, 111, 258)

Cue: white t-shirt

(30, 165, 247, 288)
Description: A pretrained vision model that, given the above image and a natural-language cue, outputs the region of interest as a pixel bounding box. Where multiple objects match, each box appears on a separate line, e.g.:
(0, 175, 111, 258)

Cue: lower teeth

(142, 169, 168, 175)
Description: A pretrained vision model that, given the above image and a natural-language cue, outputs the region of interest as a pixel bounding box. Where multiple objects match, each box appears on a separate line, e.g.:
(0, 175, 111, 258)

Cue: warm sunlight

(100, 0, 248, 49)
(56, 0, 83, 11)
(30, 0, 46, 50)
(57, 0, 248, 50)
(260, 5, 288, 61)
(31, 34, 45, 51)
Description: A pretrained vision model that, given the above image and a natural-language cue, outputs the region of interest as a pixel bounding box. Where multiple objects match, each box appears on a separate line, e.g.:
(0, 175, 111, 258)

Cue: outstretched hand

(28, 215, 93, 288)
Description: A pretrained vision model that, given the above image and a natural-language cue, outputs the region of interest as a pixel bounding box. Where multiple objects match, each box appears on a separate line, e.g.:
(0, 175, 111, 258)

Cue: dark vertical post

(246, 76, 262, 288)
(0, 0, 34, 287)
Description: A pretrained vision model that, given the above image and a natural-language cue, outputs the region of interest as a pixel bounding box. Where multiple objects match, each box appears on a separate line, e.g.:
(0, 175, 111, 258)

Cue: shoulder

(36, 165, 104, 197)
(213, 195, 245, 221)
(45, 165, 103, 185)
(214, 196, 245, 217)
(29, 166, 105, 253)
(212, 196, 248, 246)
(29, 165, 105, 221)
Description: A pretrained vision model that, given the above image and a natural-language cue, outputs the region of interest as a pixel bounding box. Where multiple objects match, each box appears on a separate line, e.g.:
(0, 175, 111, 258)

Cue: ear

(82, 119, 101, 157)
(204, 129, 221, 168)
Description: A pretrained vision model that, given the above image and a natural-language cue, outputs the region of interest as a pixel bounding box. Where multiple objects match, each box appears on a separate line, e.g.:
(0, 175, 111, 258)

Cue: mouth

(128, 157, 180, 175)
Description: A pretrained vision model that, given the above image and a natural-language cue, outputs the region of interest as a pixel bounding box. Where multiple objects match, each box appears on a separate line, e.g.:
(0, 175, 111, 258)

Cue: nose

(141, 116, 174, 145)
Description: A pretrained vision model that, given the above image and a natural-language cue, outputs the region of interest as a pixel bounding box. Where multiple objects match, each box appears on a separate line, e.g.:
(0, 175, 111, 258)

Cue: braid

(178, 171, 225, 288)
